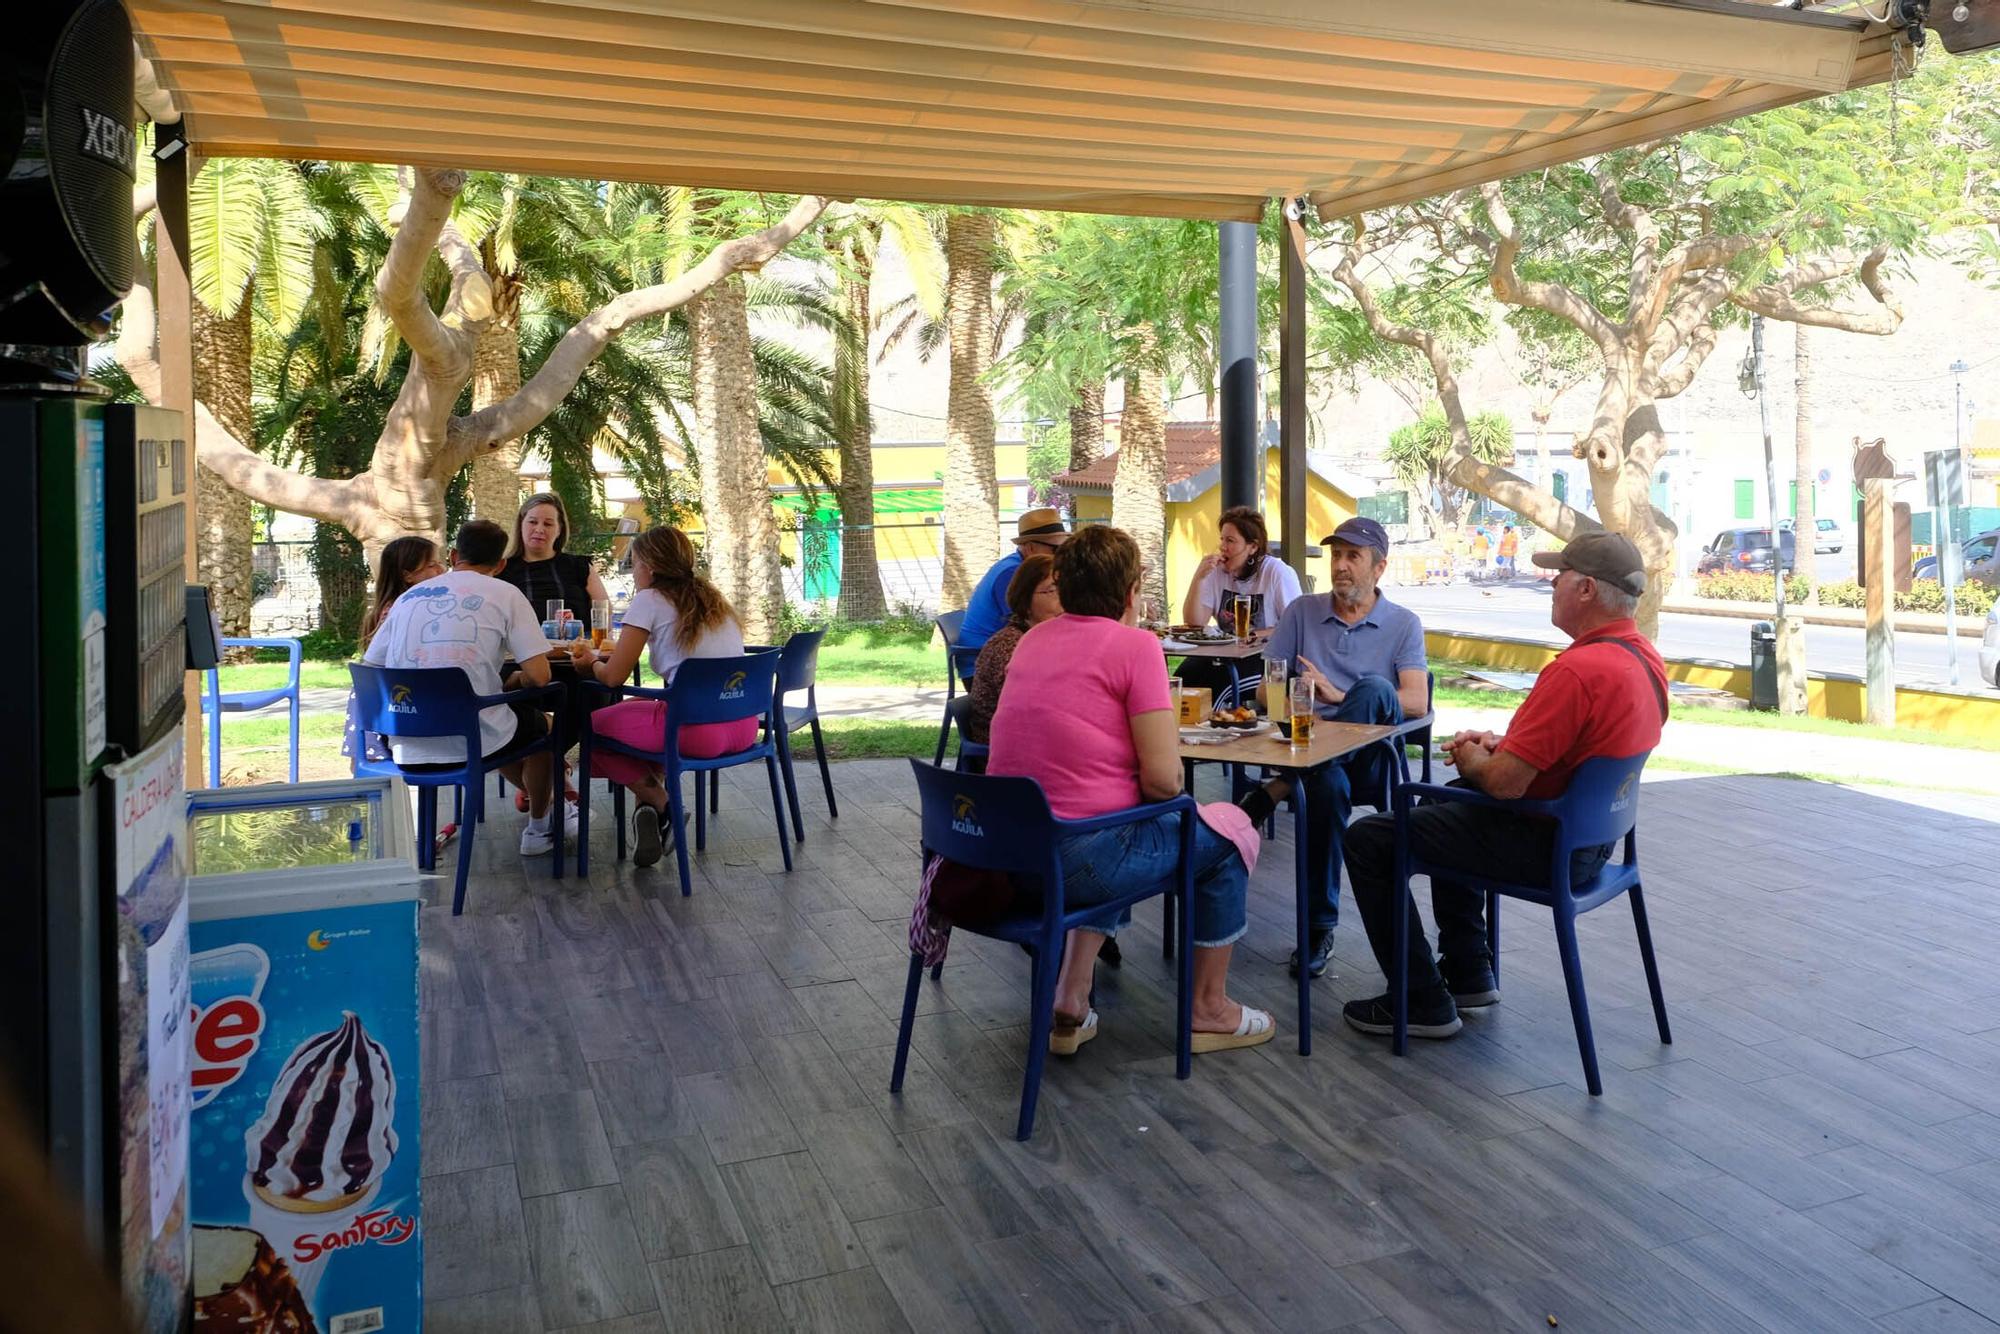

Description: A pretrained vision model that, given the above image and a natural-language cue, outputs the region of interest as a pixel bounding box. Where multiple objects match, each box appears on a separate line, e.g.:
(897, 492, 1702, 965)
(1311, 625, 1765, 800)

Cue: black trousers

(1343, 789, 1609, 1002)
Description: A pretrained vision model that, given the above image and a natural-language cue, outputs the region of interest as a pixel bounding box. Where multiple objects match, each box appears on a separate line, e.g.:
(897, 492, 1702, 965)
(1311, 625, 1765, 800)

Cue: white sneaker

(564, 801, 580, 838)
(519, 823, 556, 857)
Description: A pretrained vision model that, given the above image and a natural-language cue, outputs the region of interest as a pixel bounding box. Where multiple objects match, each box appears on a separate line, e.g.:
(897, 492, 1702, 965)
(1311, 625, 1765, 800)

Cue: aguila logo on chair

(719, 670, 748, 701)
(1610, 771, 1637, 812)
(950, 794, 984, 837)
(388, 684, 418, 715)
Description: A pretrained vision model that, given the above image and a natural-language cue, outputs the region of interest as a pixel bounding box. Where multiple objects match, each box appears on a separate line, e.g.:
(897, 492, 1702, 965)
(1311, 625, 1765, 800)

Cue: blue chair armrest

(1395, 779, 1560, 819)
(471, 681, 568, 710)
(1382, 712, 1434, 742)
(1054, 794, 1198, 836)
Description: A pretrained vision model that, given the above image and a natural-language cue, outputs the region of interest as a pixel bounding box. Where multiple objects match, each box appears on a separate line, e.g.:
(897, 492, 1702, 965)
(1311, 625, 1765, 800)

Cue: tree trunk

(690, 276, 782, 640)
(832, 243, 887, 620)
(467, 311, 524, 524)
(1069, 381, 1106, 472)
(1794, 323, 1818, 606)
(1582, 400, 1678, 639)
(1115, 334, 1169, 614)
(940, 210, 1001, 609)
(193, 298, 256, 637)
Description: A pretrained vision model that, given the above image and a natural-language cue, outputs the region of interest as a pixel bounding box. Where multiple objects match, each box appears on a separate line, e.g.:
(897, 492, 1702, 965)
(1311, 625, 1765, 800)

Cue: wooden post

(1861, 476, 1895, 726)
(1279, 200, 1310, 591)
(154, 124, 202, 782)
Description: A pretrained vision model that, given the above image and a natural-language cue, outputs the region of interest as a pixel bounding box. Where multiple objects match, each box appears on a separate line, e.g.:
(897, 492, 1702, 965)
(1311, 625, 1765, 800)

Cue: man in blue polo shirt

(1248, 516, 1429, 979)
(956, 507, 1071, 667)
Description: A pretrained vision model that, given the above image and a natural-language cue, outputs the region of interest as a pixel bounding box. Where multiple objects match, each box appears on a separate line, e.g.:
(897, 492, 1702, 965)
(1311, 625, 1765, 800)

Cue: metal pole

(1753, 316, 1786, 624)
(1218, 220, 1259, 513)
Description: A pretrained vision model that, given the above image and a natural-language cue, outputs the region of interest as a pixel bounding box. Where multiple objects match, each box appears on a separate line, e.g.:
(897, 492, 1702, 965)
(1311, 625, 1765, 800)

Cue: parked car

(1914, 527, 2000, 588)
(1697, 526, 1797, 576)
(1984, 603, 1999, 690)
(1777, 516, 1844, 553)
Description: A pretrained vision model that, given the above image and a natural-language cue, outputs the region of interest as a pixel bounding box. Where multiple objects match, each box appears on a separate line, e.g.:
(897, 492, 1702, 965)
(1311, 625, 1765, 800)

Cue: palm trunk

(193, 298, 256, 637)
(1794, 324, 1818, 606)
(1069, 381, 1106, 472)
(832, 244, 887, 620)
(468, 282, 524, 522)
(1115, 331, 1169, 613)
(940, 210, 1001, 609)
(690, 276, 782, 640)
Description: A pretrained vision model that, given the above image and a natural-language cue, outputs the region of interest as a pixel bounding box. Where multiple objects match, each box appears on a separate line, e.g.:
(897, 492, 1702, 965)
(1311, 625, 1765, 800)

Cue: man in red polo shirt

(1339, 531, 1668, 1039)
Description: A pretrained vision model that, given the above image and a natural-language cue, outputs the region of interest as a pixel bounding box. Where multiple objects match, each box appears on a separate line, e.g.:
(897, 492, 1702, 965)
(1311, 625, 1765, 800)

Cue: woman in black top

(497, 491, 608, 623)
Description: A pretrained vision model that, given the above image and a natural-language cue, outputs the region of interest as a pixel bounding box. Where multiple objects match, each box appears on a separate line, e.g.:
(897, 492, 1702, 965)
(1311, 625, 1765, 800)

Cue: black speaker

(0, 0, 135, 354)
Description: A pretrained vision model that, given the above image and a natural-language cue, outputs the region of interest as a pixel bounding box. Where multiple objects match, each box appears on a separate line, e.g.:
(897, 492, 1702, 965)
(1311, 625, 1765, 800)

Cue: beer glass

(1262, 658, 1288, 719)
(1169, 675, 1184, 726)
(1231, 594, 1252, 642)
(1288, 676, 1315, 749)
(544, 599, 565, 643)
(591, 601, 612, 649)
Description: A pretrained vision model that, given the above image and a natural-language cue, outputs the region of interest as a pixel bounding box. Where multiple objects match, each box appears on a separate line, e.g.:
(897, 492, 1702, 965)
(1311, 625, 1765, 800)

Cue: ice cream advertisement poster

(190, 899, 420, 1334)
(109, 729, 191, 1334)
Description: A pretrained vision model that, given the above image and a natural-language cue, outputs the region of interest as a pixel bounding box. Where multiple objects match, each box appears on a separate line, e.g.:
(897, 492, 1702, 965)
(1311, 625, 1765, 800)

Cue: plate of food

(1165, 630, 1241, 649)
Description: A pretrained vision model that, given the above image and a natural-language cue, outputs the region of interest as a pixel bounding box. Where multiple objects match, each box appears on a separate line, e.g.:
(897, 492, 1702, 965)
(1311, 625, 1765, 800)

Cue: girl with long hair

(574, 527, 754, 867)
(361, 536, 446, 648)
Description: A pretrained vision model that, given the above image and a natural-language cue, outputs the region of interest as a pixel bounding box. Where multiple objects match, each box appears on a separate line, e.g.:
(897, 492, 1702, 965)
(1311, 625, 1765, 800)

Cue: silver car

(1984, 602, 1999, 691)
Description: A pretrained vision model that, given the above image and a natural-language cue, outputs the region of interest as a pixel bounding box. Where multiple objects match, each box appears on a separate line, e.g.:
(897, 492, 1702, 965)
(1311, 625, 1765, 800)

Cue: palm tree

(940, 209, 1002, 609)
(186, 157, 317, 633)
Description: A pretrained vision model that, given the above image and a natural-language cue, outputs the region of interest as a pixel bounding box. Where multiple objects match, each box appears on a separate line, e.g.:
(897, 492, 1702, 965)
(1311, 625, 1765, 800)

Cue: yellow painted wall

(765, 441, 1030, 489)
(1424, 630, 2000, 743)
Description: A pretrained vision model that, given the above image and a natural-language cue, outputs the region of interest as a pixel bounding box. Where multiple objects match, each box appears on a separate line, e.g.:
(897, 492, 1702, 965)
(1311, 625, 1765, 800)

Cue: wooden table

(1178, 719, 1397, 1055)
(1161, 634, 1268, 707)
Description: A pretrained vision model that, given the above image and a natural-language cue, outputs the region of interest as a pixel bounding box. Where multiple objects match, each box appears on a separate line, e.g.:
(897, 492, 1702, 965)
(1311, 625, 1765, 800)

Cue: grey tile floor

(420, 759, 2000, 1332)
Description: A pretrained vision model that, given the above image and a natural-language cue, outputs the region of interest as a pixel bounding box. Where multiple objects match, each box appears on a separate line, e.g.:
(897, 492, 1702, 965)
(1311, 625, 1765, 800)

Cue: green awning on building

(774, 487, 943, 517)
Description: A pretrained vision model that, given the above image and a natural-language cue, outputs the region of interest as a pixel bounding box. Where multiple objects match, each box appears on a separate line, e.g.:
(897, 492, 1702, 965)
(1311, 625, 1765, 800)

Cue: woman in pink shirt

(988, 526, 1275, 1055)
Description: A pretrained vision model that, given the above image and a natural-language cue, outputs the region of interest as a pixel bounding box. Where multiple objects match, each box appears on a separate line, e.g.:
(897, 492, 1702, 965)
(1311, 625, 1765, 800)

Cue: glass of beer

(1262, 658, 1287, 719)
(1169, 675, 1184, 725)
(1288, 676, 1315, 749)
(591, 600, 612, 649)
(1231, 594, 1252, 642)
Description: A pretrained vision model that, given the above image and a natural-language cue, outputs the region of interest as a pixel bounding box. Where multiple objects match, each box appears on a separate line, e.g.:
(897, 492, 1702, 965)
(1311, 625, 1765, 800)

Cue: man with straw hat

(958, 507, 1071, 663)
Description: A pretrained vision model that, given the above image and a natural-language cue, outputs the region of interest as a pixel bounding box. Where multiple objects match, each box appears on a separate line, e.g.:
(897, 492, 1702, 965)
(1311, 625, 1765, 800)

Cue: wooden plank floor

(419, 760, 2000, 1333)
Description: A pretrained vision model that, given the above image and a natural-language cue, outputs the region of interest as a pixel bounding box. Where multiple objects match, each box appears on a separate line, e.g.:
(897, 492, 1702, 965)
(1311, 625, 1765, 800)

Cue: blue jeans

(1299, 674, 1403, 934)
(1055, 810, 1249, 949)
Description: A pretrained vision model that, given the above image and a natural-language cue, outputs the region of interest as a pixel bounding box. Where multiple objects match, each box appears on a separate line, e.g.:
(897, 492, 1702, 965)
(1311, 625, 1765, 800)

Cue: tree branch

(1475, 182, 1623, 358)
(446, 192, 832, 466)
(1330, 222, 1599, 542)
(375, 167, 469, 366)
(133, 181, 157, 225)
(1592, 160, 1663, 330)
(435, 216, 495, 329)
(1648, 318, 1723, 400)
(194, 402, 370, 529)
(117, 260, 161, 403)
(1727, 246, 1903, 334)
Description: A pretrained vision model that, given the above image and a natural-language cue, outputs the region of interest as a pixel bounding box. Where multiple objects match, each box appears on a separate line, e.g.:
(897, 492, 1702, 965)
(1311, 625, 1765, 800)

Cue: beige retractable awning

(126, 0, 1895, 221)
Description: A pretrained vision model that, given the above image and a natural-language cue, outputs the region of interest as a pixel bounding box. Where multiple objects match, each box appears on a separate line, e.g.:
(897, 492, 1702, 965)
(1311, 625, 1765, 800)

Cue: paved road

(1391, 580, 2000, 698)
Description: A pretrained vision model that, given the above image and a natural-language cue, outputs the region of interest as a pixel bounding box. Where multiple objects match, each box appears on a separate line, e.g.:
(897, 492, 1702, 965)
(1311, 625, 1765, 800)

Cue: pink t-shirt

(988, 614, 1171, 820)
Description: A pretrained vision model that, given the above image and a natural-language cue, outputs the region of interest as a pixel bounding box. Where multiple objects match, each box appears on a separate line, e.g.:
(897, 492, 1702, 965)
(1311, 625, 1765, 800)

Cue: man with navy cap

(1245, 516, 1430, 980)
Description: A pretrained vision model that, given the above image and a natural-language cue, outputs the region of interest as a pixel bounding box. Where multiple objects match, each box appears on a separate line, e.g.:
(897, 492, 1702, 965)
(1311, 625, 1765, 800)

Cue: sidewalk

(1662, 595, 1986, 639)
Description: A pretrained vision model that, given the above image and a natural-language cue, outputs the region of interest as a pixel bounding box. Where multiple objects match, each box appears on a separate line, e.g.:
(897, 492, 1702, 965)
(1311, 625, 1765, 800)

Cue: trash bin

(1749, 620, 1777, 711)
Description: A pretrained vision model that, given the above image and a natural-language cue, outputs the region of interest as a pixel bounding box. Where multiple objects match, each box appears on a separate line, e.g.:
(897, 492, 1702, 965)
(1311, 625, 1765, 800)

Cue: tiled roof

(1053, 421, 1223, 493)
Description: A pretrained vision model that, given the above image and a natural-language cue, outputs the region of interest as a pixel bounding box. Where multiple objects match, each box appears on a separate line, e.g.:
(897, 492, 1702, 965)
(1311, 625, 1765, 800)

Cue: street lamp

(1743, 315, 1787, 625)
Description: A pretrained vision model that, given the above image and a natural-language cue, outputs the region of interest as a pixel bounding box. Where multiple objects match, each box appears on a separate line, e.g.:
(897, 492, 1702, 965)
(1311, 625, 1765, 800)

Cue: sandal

(1190, 1005, 1276, 1054)
(1049, 1008, 1099, 1056)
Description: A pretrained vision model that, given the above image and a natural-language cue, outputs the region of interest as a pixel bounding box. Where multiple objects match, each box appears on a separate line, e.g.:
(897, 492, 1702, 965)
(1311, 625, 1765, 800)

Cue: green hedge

(1694, 573, 1995, 618)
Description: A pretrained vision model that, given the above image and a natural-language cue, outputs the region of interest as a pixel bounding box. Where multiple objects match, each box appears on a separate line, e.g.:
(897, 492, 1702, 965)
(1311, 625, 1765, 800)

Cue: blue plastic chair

(934, 645, 988, 771)
(201, 637, 302, 786)
(892, 760, 1194, 1140)
(348, 664, 566, 914)
(576, 649, 791, 895)
(932, 612, 972, 765)
(1388, 750, 1669, 1093)
(753, 631, 838, 842)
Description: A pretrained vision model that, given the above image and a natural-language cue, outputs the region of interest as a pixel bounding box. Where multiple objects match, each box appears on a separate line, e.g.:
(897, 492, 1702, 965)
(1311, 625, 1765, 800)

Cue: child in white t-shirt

(573, 527, 758, 869)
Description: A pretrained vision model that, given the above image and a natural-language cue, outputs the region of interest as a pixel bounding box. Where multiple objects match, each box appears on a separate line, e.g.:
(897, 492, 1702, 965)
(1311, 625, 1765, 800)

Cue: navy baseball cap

(1321, 516, 1389, 557)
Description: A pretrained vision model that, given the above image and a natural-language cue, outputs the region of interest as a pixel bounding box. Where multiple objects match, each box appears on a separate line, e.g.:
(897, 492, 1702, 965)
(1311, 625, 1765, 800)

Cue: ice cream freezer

(185, 777, 422, 1334)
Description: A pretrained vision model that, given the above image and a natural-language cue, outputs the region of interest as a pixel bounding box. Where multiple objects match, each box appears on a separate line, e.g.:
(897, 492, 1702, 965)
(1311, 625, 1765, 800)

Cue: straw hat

(1012, 507, 1070, 545)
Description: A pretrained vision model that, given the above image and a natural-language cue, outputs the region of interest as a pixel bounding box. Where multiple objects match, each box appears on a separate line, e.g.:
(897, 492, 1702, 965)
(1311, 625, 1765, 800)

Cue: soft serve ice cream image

(245, 1011, 398, 1212)
(240, 1011, 407, 1302)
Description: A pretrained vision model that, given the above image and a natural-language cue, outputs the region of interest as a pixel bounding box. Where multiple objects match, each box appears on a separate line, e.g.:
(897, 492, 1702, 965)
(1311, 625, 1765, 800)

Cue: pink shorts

(587, 699, 760, 786)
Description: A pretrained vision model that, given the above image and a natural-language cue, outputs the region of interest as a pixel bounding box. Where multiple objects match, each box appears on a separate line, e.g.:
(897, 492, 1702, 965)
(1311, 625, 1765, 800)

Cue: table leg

(1294, 775, 1311, 1056)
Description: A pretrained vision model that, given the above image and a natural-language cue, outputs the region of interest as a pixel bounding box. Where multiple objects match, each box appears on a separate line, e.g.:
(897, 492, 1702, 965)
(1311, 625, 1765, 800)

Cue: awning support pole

(1279, 200, 1309, 588)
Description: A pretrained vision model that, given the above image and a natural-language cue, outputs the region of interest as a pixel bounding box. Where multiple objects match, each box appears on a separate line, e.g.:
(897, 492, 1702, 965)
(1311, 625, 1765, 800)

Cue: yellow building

(1054, 422, 1366, 600)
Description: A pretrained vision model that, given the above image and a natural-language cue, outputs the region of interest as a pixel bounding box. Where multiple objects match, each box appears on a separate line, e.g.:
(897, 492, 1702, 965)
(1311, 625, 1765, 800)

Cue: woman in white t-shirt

(1179, 506, 1301, 632)
(1178, 507, 1301, 698)
(575, 526, 754, 867)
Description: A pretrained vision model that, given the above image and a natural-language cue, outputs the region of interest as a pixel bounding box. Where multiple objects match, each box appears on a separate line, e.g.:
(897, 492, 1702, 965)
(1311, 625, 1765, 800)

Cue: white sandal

(1191, 1005, 1277, 1053)
(1049, 1008, 1099, 1055)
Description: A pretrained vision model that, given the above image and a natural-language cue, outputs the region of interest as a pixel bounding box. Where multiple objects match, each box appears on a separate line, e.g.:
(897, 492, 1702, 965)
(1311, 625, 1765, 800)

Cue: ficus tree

(1319, 49, 2000, 636)
(120, 164, 829, 638)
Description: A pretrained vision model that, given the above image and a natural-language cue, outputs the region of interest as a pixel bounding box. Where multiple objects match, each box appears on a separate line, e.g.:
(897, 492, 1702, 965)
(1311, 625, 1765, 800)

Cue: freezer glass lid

(189, 786, 386, 876)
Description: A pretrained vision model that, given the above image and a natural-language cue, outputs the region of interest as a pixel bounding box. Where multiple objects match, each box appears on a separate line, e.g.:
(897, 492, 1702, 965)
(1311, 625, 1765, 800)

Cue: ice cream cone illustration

(240, 1012, 398, 1300)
